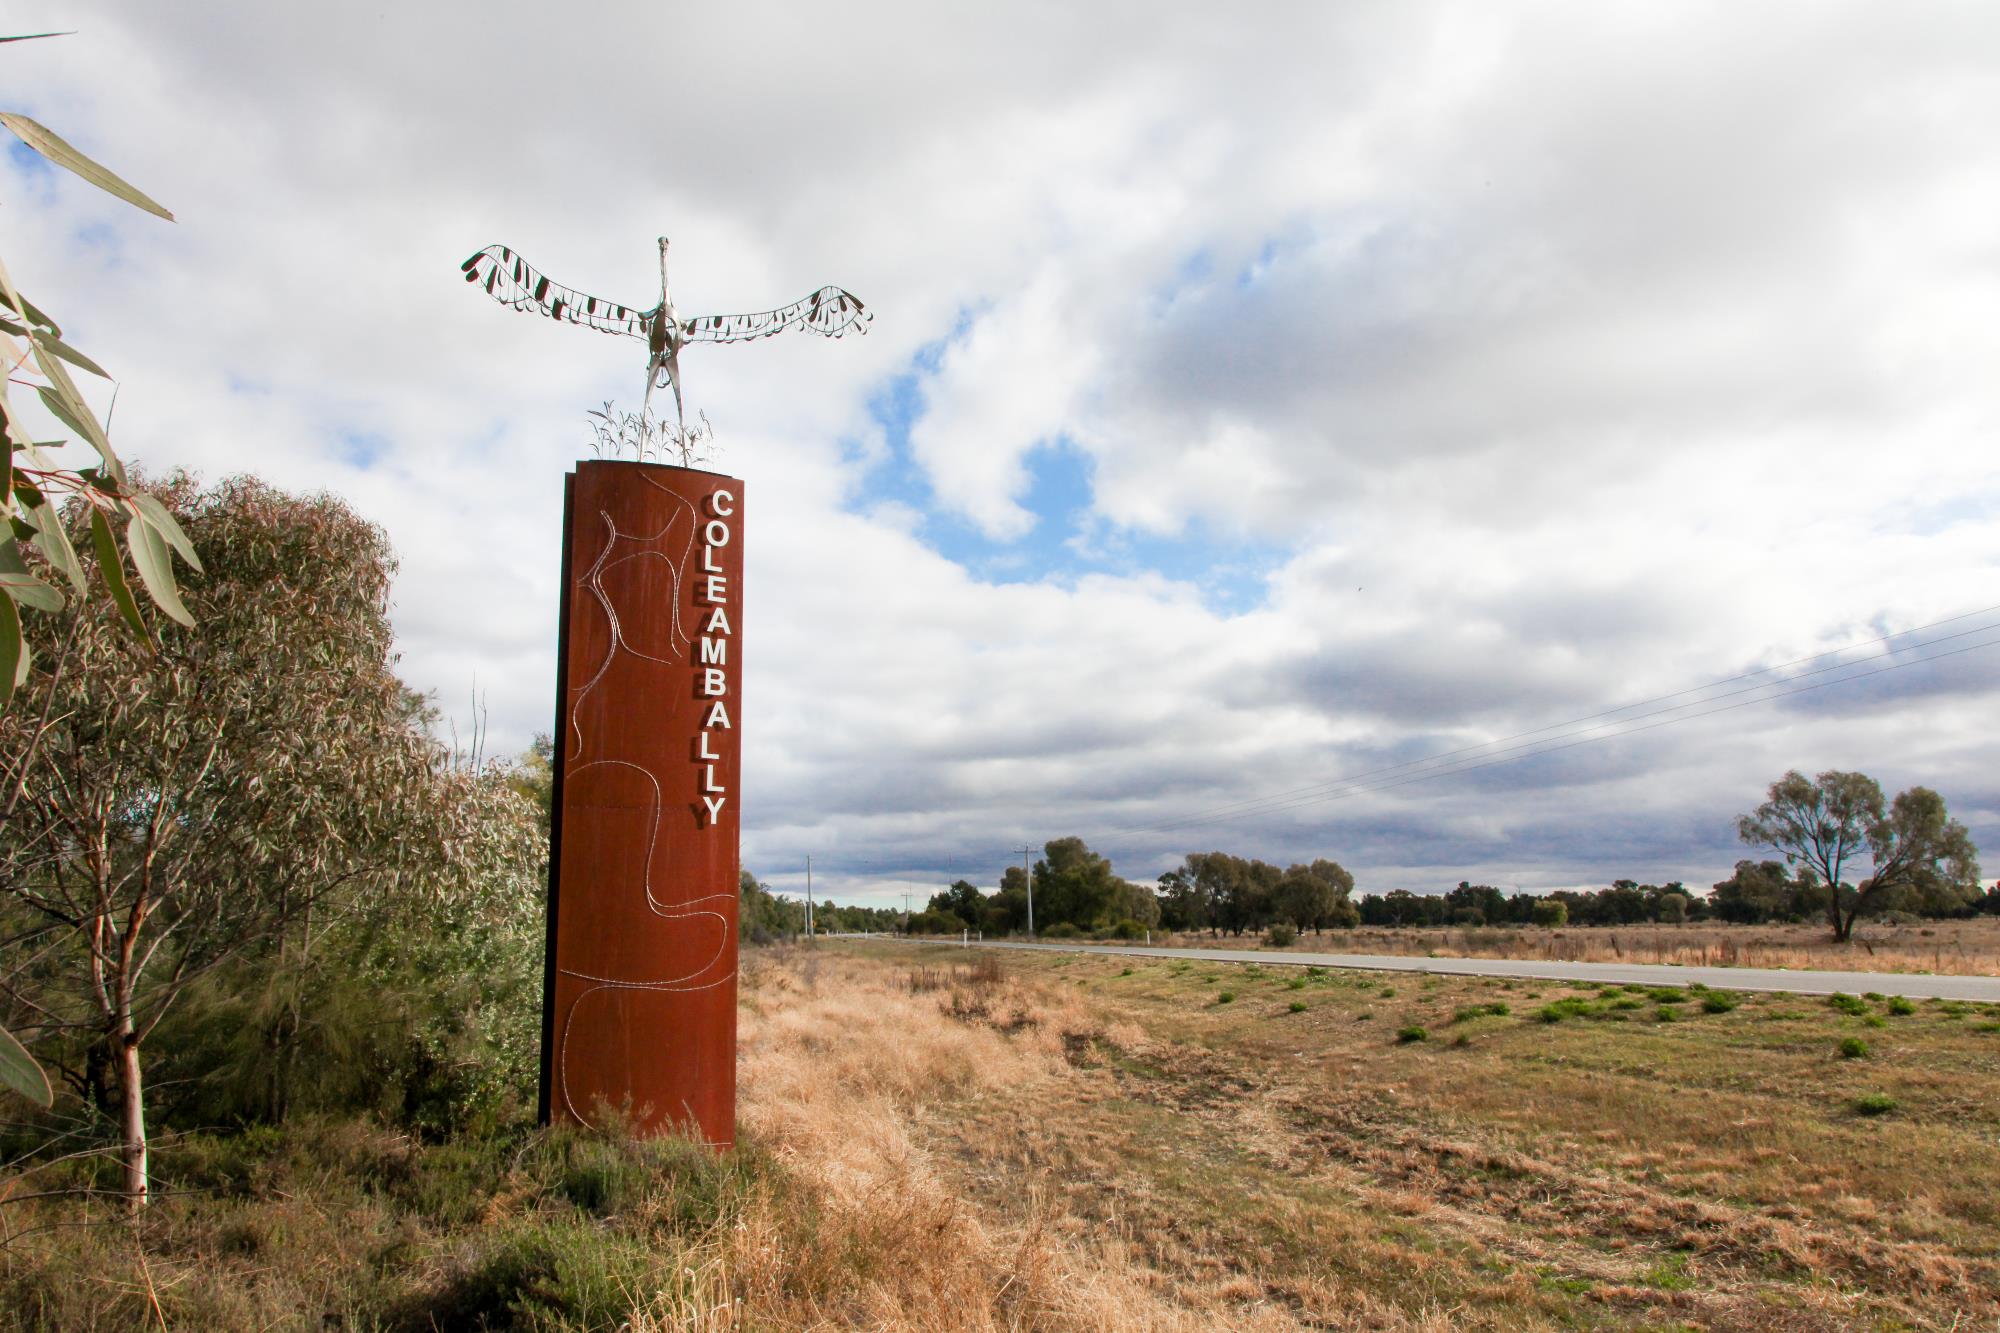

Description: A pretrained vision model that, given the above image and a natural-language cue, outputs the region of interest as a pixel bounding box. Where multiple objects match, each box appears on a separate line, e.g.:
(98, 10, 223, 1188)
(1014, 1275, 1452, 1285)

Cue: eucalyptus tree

(0, 476, 448, 1207)
(1738, 770, 1980, 942)
(1, 33, 198, 1107)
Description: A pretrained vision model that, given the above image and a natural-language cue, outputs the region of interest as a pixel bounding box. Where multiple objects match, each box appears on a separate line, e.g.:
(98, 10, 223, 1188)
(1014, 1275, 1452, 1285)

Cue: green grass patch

(1838, 1037, 1869, 1060)
(1853, 1092, 1898, 1117)
(1396, 1025, 1428, 1044)
(1827, 992, 1870, 1016)
(1885, 995, 1916, 1016)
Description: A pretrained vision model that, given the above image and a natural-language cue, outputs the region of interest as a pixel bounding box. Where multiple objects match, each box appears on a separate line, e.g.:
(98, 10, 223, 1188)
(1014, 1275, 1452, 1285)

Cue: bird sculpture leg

(663, 341, 686, 438)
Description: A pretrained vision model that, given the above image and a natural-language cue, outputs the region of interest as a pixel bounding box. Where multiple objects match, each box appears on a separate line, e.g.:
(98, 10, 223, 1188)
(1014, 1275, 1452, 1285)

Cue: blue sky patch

(851, 350, 1284, 614)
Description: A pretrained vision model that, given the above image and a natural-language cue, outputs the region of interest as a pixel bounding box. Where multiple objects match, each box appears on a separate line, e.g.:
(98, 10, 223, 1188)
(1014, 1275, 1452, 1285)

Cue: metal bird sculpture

(460, 236, 871, 433)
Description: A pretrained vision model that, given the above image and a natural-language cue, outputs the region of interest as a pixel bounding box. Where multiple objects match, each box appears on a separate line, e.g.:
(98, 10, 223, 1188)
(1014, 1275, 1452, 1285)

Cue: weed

(1655, 1005, 1680, 1023)
(1827, 993, 1870, 1016)
(1839, 1037, 1869, 1059)
(1853, 1092, 1898, 1116)
(1286, 977, 1307, 991)
(1450, 1002, 1510, 1024)
(1118, 967, 1133, 977)
(1216, 991, 1235, 1004)
(1700, 992, 1739, 1014)
(1642, 1252, 1695, 1291)
(1288, 1001, 1308, 1013)
(1397, 1025, 1428, 1044)
(1378, 986, 1397, 998)
(1886, 995, 1916, 1017)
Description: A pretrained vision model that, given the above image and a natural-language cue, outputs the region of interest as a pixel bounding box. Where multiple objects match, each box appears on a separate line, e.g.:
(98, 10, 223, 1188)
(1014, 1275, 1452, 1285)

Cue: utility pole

(805, 853, 814, 939)
(1018, 844, 1037, 939)
(902, 888, 912, 933)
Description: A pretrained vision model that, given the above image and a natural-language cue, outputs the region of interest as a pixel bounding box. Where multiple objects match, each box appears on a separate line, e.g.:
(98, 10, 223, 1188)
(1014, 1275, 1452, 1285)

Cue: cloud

(6, 1, 1997, 907)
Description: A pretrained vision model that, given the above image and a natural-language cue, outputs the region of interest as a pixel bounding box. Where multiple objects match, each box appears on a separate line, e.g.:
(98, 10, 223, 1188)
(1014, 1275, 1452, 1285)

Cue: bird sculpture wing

(459, 245, 651, 339)
(680, 286, 871, 344)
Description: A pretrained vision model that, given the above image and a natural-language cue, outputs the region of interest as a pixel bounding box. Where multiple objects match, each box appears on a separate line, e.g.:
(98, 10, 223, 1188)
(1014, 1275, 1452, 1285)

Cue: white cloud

(5, 1, 1997, 907)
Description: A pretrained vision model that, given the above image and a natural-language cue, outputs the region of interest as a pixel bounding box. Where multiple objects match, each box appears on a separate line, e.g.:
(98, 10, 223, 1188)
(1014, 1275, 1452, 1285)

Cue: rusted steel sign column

(542, 460, 742, 1146)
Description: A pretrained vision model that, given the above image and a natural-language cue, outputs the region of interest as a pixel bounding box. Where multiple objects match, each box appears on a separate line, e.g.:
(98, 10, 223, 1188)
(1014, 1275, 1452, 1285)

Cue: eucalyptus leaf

(126, 513, 192, 626)
(35, 385, 120, 478)
(133, 493, 201, 572)
(0, 252, 60, 335)
(0, 1023, 50, 1108)
(0, 586, 21, 703)
(0, 536, 63, 612)
(14, 482, 85, 592)
(0, 112, 174, 220)
(89, 508, 150, 642)
(28, 327, 109, 379)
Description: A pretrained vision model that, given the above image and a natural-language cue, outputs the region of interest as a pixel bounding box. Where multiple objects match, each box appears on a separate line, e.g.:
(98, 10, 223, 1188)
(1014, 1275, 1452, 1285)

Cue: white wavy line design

(555, 472, 734, 1137)
(565, 485, 700, 763)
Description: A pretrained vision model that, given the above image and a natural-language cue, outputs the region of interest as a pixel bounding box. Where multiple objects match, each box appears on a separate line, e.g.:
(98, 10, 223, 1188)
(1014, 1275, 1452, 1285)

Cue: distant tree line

(887, 780, 1994, 941)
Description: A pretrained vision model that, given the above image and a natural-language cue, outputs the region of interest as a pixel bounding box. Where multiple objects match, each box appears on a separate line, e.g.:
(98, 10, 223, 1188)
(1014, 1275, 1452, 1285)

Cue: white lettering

(707, 488, 735, 517)
(701, 546, 724, 574)
(703, 700, 731, 729)
(697, 732, 719, 760)
(700, 637, 727, 666)
(701, 666, 726, 696)
(703, 764, 724, 794)
(701, 794, 727, 823)
(702, 574, 727, 603)
(703, 518, 730, 547)
(704, 606, 731, 635)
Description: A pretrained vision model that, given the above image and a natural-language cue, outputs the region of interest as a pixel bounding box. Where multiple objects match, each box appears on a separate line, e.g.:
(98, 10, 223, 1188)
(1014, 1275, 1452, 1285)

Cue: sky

(6, 3, 1998, 908)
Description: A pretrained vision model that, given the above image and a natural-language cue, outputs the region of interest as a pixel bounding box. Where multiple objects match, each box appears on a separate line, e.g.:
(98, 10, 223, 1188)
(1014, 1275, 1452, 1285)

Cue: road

(888, 938, 2000, 1003)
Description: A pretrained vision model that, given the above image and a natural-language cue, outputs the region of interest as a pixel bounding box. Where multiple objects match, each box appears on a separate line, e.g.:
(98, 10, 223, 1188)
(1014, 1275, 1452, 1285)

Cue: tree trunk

(118, 1032, 148, 1210)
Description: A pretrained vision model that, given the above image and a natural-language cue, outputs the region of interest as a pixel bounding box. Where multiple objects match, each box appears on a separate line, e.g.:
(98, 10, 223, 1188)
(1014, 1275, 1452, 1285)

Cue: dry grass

(1173, 915, 2000, 976)
(803, 940, 2000, 1331)
(6, 942, 1994, 1329)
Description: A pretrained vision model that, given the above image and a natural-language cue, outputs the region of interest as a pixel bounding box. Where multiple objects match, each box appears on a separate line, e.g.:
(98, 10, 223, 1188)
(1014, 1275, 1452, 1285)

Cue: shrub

(1285, 977, 1307, 991)
(1451, 1002, 1510, 1024)
(1216, 991, 1236, 1004)
(1117, 967, 1133, 977)
(1885, 995, 1916, 1016)
(1827, 992, 1870, 1016)
(1654, 1005, 1679, 1023)
(1264, 922, 1298, 947)
(1288, 1001, 1307, 1013)
(1397, 1025, 1428, 1043)
(1377, 986, 1397, 998)
(1853, 1093, 1897, 1116)
(1041, 922, 1082, 939)
(1535, 997, 1604, 1023)
(1838, 1037, 1869, 1059)
(1700, 992, 1739, 1014)
(1106, 918, 1147, 941)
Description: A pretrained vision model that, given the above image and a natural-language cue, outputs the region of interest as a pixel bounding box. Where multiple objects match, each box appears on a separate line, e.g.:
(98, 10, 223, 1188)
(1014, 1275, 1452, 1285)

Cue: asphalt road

(903, 938, 2000, 1003)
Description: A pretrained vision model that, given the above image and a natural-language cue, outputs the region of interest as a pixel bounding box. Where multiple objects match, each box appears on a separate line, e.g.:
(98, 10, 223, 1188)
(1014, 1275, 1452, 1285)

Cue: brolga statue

(460, 236, 871, 433)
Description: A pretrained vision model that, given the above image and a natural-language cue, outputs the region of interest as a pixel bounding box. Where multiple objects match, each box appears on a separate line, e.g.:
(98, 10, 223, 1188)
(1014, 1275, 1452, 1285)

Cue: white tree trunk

(118, 1035, 148, 1210)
